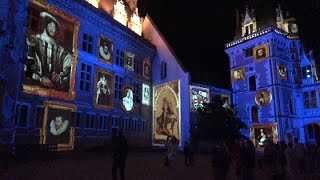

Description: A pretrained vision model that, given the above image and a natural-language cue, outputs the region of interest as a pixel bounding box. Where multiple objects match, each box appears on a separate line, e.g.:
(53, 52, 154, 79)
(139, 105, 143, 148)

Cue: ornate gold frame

(231, 67, 246, 81)
(121, 86, 134, 112)
(189, 85, 210, 112)
(152, 80, 181, 146)
(250, 123, 278, 149)
(255, 89, 272, 106)
(40, 101, 77, 151)
(253, 43, 270, 62)
(98, 35, 113, 65)
(93, 67, 114, 109)
(124, 51, 134, 71)
(23, 0, 80, 101)
(278, 64, 287, 80)
(143, 58, 151, 79)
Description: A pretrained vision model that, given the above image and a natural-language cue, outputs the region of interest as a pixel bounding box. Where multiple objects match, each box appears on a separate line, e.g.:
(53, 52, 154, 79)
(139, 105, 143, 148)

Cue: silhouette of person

(112, 130, 128, 180)
(25, 11, 72, 91)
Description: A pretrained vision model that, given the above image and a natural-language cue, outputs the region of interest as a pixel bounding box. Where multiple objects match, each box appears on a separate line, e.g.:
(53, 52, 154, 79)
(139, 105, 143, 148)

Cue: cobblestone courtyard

(1, 150, 320, 180)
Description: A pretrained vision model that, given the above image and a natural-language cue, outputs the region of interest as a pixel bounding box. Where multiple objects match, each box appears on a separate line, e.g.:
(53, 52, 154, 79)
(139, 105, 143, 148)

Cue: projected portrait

(189, 85, 210, 111)
(41, 101, 76, 151)
(94, 68, 114, 109)
(142, 83, 150, 106)
(253, 44, 270, 62)
(124, 51, 134, 71)
(98, 35, 113, 64)
(289, 22, 299, 35)
(231, 67, 245, 81)
(23, 1, 79, 100)
(255, 90, 272, 106)
(143, 58, 152, 79)
(121, 86, 134, 112)
(278, 64, 287, 80)
(153, 80, 180, 146)
(221, 94, 231, 108)
(250, 124, 278, 149)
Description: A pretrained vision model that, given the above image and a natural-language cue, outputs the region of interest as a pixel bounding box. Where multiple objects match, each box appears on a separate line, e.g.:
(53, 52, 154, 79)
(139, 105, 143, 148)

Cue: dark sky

(139, 0, 320, 90)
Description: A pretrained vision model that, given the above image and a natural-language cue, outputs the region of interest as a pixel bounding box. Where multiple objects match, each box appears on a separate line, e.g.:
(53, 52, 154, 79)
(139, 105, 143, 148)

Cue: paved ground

(1, 150, 320, 180)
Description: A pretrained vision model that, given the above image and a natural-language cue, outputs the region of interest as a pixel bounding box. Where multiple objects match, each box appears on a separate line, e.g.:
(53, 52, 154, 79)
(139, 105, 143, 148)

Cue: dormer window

(301, 66, 312, 79)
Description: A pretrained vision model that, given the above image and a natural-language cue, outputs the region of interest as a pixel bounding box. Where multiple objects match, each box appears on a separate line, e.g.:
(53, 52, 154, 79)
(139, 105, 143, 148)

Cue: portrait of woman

(122, 87, 134, 112)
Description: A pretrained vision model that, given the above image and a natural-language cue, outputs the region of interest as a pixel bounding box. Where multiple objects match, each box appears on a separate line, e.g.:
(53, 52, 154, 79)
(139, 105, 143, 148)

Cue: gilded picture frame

(40, 101, 76, 151)
(255, 89, 272, 106)
(93, 67, 114, 110)
(153, 80, 181, 146)
(231, 67, 246, 81)
(253, 44, 270, 62)
(23, 0, 80, 101)
(143, 58, 152, 79)
(250, 123, 278, 150)
(124, 51, 134, 71)
(98, 35, 113, 65)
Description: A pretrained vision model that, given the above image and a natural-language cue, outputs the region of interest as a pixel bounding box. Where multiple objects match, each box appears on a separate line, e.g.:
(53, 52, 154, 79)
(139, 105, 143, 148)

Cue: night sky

(138, 0, 320, 90)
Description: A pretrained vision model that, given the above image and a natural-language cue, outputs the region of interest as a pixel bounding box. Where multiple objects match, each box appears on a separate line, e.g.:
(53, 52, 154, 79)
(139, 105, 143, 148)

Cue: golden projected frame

(231, 67, 246, 81)
(98, 35, 113, 65)
(253, 43, 270, 62)
(93, 67, 114, 110)
(152, 80, 181, 146)
(23, 0, 80, 101)
(250, 123, 278, 150)
(40, 101, 77, 151)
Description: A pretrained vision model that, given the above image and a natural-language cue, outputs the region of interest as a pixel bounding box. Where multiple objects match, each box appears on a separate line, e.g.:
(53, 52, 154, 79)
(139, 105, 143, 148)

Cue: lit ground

(1, 150, 320, 180)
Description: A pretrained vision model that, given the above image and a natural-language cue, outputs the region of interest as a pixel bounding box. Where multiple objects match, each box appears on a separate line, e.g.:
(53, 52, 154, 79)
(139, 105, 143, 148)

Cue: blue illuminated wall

(0, 0, 156, 149)
(226, 25, 320, 144)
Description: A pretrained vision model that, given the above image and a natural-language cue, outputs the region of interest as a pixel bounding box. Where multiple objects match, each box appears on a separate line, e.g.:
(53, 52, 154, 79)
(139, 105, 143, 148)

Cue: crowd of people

(211, 137, 320, 180)
(110, 132, 320, 180)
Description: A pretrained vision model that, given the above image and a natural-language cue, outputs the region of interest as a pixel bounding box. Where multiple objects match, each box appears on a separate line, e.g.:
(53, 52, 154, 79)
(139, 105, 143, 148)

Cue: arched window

(160, 61, 167, 80)
(251, 106, 258, 123)
(249, 76, 256, 91)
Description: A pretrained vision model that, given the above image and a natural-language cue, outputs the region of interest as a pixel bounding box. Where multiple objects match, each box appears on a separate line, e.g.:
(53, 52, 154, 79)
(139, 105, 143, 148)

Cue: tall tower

(224, 2, 316, 147)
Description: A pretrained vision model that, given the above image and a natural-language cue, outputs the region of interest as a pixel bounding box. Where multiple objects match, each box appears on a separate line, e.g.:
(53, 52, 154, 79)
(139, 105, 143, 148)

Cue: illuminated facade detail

(129, 9, 142, 36)
(113, 0, 128, 26)
(153, 80, 180, 146)
(142, 83, 150, 106)
(189, 85, 210, 111)
(85, 0, 99, 8)
(121, 86, 134, 112)
(241, 6, 257, 36)
(226, 2, 320, 145)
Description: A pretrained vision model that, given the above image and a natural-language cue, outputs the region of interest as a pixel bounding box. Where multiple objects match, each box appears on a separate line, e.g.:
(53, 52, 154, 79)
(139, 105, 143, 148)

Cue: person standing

(166, 135, 179, 180)
(183, 141, 190, 167)
(112, 130, 128, 180)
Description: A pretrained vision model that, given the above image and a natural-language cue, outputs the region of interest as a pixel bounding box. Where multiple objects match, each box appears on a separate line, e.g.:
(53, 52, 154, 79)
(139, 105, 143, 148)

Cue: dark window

(79, 63, 92, 92)
(82, 33, 93, 54)
(75, 112, 81, 128)
(133, 81, 141, 103)
(15, 103, 29, 127)
(304, 91, 318, 109)
(244, 48, 253, 57)
(115, 49, 124, 67)
(249, 76, 256, 91)
(99, 115, 108, 129)
(301, 66, 312, 79)
(86, 114, 95, 128)
(35, 107, 44, 128)
(134, 57, 142, 75)
(114, 75, 123, 99)
(141, 120, 146, 132)
(307, 124, 320, 140)
(161, 61, 167, 80)
(251, 106, 258, 123)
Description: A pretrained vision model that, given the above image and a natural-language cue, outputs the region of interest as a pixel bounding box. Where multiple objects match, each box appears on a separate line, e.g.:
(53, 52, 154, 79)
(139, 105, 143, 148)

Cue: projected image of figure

(50, 115, 69, 136)
(122, 89, 134, 111)
(255, 90, 272, 106)
(98, 36, 113, 64)
(254, 127, 273, 148)
(278, 65, 287, 79)
(233, 69, 244, 80)
(192, 89, 208, 110)
(142, 85, 150, 105)
(96, 74, 110, 105)
(25, 11, 72, 91)
(156, 97, 178, 136)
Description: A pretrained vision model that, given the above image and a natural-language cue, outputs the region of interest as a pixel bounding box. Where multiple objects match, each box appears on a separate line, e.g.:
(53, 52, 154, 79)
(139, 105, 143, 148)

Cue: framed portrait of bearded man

(23, 0, 79, 100)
